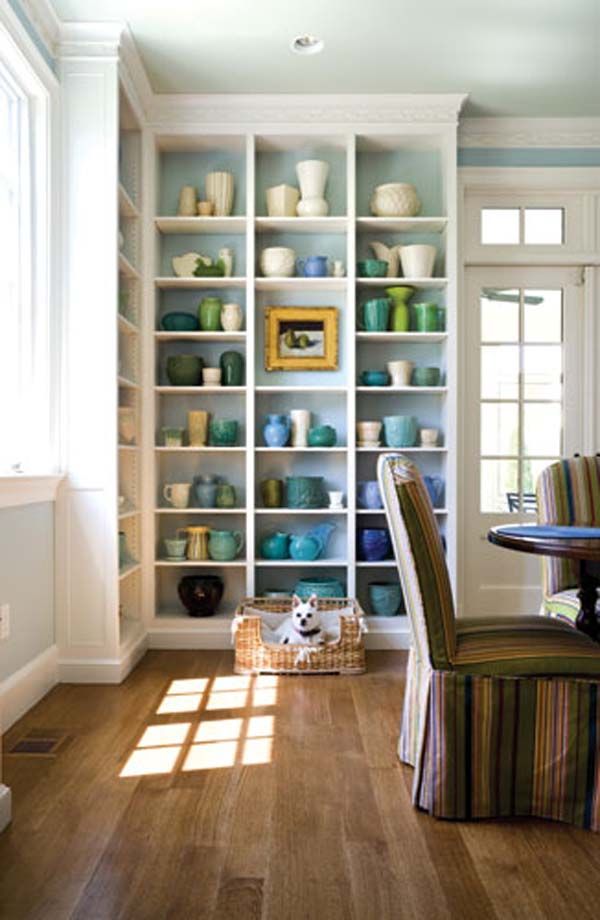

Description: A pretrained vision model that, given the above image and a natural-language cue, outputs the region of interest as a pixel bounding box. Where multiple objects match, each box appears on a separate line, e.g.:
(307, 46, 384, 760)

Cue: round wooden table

(488, 524, 600, 639)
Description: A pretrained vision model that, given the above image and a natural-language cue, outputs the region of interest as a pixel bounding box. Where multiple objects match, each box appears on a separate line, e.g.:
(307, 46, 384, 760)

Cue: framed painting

(264, 307, 339, 371)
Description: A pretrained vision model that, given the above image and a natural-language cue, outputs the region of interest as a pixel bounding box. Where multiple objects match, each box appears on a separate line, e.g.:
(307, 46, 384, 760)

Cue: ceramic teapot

(289, 522, 335, 562)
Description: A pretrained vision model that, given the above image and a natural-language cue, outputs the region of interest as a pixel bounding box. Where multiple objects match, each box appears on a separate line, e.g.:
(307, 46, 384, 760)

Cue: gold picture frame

(264, 306, 339, 372)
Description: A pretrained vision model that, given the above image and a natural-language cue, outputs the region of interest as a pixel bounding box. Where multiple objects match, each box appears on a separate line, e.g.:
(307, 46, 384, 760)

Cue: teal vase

(219, 350, 244, 386)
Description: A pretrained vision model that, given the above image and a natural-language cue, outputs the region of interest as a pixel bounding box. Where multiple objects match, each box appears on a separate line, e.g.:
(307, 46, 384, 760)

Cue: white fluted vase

(296, 159, 329, 217)
(205, 171, 234, 216)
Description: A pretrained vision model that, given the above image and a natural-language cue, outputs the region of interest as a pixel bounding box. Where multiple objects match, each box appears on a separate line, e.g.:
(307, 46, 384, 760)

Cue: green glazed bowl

(412, 366, 441, 387)
(293, 576, 345, 599)
(166, 354, 204, 386)
(209, 418, 239, 446)
(160, 311, 199, 332)
(357, 259, 388, 278)
(307, 425, 337, 448)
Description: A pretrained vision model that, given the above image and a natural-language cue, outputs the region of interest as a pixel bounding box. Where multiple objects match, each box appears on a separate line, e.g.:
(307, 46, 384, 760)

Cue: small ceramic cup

(162, 426, 185, 447)
(328, 490, 344, 509)
(197, 200, 214, 216)
(202, 367, 222, 386)
(332, 260, 345, 277)
(420, 428, 439, 447)
(387, 360, 414, 387)
(164, 537, 188, 560)
(163, 483, 191, 509)
(357, 420, 382, 445)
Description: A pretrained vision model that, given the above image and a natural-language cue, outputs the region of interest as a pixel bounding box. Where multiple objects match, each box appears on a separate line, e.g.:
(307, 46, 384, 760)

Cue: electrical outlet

(0, 604, 10, 641)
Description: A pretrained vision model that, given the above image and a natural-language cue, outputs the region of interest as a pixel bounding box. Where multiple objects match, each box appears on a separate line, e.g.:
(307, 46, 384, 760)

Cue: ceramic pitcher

(208, 529, 244, 561)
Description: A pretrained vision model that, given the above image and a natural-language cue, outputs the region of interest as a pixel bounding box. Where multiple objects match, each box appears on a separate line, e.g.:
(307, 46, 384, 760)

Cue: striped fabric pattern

(536, 457, 600, 619)
(378, 453, 600, 831)
(379, 453, 455, 669)
(417, 671, 600, 830)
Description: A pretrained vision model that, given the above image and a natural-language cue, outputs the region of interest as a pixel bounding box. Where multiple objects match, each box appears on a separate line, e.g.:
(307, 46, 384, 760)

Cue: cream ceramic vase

(290, 409, 311, 447)
(260, 246, 296, 277)
(188, 410, 209, 447)
(218, 247, 234, 277)
(387, 360, 414, 387)
(266, 184, 300, 217)
(296, 159, 330, 217)
(399, 244, 437, 278)
(370, 241, 404, 278)
(369, 183, 421, 217)
(205, 171, 234, 216)
(220, 302, 243, 331)
(177, 185, 197, 216)
(118, 407, 136, 445)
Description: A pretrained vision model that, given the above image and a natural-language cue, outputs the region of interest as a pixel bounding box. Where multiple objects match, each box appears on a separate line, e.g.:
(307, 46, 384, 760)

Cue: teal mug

(359, 298, 390, 332)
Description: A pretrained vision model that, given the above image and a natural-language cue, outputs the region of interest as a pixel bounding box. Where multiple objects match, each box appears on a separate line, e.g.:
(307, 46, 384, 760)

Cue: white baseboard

(58, 632, 148, 683)
(0, 784, 11, 833)
(0, 644, 59, 732)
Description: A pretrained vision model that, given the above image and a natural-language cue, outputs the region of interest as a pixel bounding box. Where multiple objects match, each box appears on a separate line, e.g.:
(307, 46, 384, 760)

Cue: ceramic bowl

(160, 311, 200, 332)
(260, 246, 296, 278)
(197, 200, 214, 216)
(307, 425, 337, 448)
(361, 370, 390, 387)
(368, 581, 403, 617)
(357, 420, 382, 443)
(369, 182, 421, 218)
(166, 354, 203, 386)
(293, 576, 345, 599)
(412, 366, 441, 387)
(357, 259, 389, 278)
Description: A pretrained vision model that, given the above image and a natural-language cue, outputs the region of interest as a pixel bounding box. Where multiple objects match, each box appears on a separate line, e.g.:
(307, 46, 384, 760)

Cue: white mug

(420, 428, 439, 447)
(163, 483, 191, 509)
(387, 360, 414, 387)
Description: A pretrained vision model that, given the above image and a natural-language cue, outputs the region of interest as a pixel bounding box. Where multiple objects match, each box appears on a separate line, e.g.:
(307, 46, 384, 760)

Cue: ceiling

(52, 0, 600, 117)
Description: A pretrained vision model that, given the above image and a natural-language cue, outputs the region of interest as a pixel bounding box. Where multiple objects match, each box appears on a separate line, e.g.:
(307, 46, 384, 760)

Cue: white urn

(296, 159, 330, 217)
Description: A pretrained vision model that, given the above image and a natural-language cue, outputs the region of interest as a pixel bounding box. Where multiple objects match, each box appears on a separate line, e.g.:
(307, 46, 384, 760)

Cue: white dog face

(291, 593, 320, 632)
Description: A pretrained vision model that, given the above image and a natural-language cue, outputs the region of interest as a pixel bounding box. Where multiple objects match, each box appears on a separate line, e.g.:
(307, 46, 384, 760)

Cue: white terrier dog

(279, 594, 327, 646)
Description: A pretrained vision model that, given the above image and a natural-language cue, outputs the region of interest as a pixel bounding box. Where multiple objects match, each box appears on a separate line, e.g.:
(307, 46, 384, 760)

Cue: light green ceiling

(52, 0, 600, 116)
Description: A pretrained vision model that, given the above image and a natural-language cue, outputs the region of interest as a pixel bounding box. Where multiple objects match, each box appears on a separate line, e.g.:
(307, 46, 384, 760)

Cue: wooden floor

(1, 651, 600, 920)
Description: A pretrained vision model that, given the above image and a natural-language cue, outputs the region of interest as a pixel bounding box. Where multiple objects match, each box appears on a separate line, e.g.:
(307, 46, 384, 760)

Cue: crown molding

(56, 21, 125, 60)
(147, 93, 468, 129)
(18, 0, 60, 56)
(118, 26, 153, 120)
(459, 117, 600, 149)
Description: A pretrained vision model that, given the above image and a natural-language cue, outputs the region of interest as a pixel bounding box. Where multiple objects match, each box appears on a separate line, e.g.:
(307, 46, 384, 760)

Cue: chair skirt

(400, 665, 600, 830)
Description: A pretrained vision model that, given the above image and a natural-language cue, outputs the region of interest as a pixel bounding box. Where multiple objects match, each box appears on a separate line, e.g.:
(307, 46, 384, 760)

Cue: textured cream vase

(188, 410, 209, 447)
(205, 171, 234, 216)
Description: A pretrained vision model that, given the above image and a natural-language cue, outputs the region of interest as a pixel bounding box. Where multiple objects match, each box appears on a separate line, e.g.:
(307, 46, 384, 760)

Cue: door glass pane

(481, 345, 519, 399)
(523, 346, 562, 399)
(481, 403, 519, 456)
(481, 208, 520, 245)
(481, 289, 519, 342)
(524, 289, 562, 342)
(524, 209, 564, 245)
(523, 403, 562, 456)
(481, 459, 518, 512)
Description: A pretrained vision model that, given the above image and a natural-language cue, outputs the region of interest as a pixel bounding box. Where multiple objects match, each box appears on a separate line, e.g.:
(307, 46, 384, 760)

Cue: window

(0, 24, 54, 478)
(481, 208, 564, 246)
(479, 288, 564, 512)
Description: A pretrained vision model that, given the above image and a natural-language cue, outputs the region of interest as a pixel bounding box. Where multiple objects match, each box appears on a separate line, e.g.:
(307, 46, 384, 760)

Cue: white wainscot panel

(67, 490, 111, 647)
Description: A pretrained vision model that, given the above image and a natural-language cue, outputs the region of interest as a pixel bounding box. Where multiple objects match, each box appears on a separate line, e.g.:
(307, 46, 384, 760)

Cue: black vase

(178, 575, 224, 617)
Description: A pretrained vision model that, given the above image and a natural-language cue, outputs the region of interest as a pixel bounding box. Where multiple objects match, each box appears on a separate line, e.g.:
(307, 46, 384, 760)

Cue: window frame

(0, 6, 62, 506)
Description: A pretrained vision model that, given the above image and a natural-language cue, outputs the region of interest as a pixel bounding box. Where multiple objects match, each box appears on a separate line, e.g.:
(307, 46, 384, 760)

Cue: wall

(0, 503, 54, 682)
(8, 1, 55, 71)
(458, 148, 600, 167)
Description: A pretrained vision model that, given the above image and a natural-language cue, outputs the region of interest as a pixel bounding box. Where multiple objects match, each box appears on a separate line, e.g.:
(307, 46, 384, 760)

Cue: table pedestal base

(577, 562, 600, 640)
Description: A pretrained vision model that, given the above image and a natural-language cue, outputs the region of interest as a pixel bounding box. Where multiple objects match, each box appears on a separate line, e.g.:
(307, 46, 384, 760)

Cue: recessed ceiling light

(291, 34, 324, 56)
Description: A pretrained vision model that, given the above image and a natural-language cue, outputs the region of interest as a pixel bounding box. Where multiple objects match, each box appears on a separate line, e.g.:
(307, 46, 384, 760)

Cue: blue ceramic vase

(357, 480, 383, 509)
(358, 527, 392, 562)
(263, 414, 290, 447)
(383, 415, 417, 448)
(423, 475, 444, 506)
(368, 581, 403, 616)
(193, 474, 219, 507)
(297, 255, 328, 277)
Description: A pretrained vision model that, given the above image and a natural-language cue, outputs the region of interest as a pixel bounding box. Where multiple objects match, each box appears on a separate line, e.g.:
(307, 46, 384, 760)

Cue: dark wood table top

(488, 525, 600, 562)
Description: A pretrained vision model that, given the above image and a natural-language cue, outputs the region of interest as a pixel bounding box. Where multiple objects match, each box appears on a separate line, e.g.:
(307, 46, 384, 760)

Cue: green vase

(386, 286, 414, 332)
(209, 418, 238, 446)
(260, 478, 283, 508)
(215, 483, 236, 507)
(219, 350, 244, 386)
(199, 296, 223, 331)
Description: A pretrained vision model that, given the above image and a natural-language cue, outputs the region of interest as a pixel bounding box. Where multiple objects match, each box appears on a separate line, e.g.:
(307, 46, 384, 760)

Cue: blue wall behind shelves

(0, 502, 54, 682)
(458, 148, 600, 168)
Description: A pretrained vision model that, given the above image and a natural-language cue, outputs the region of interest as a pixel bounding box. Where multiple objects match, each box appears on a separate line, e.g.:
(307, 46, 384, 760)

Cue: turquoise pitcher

(208, 529, 244, 561)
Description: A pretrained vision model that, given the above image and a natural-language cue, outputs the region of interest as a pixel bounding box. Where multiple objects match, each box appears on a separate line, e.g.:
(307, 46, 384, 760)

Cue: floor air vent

(8, 729, 70, 757)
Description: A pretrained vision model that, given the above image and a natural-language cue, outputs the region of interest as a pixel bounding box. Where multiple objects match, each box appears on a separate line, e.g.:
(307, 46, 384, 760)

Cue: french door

(462, 266, 584, 616)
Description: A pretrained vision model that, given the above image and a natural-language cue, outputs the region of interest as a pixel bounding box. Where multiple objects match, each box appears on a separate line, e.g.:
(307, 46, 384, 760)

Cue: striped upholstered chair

(378, 453, 600, 830)
(536, 456, 600, 625)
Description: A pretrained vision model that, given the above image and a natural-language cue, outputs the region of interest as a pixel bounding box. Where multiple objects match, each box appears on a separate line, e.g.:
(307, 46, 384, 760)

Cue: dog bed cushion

(241, 606, 356, 644)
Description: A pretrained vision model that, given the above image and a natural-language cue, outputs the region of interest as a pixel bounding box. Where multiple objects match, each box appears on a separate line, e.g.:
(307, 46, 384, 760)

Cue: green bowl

(209, 419, 239, 446)
(307, 425, 337, 448)
(412, 366, 441, 387)
(160, 311, 200, 332)
(357, 259, 388, 278)
(166, 354, 203, 386)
